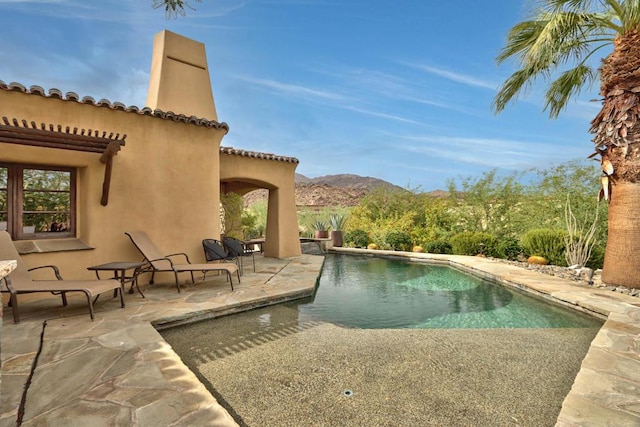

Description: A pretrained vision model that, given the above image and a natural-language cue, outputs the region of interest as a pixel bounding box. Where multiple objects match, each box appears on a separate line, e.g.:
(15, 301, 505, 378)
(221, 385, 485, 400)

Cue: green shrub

(496, 236, 523, 260)
(344, 229, 369, 248)
(521, 228, 567, 266)
(586, 244, 605, 270)
(385, 231, 412, 251)
(450, 232, 499, 257)
(423, 239, 452, 254)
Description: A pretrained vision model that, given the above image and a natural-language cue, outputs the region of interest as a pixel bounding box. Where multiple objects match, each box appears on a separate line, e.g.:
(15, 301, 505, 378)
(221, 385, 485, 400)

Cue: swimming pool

(161, 253, 602, 426)
(293, 254, 600, 329)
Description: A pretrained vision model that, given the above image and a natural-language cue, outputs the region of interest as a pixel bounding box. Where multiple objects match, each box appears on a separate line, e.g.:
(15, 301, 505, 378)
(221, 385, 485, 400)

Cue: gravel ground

(490, 258, 640, 298)
(163, 305, 601, 427)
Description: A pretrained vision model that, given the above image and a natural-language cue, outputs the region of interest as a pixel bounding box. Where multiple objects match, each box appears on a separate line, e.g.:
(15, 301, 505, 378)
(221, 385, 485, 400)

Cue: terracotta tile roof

(220, 146, 299, 163)
(0, 80, 229, 132)
(1, 80, 299, 163)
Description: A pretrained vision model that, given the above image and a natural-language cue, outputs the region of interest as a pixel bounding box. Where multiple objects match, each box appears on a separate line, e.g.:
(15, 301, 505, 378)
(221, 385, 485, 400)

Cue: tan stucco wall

(220, 153, 301, 258)
(0, 90, 225, 283)
(146, 30, 218, 121)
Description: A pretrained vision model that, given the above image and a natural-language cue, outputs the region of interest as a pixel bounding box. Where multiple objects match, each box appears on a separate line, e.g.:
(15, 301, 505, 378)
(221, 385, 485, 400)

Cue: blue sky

(0, 0, 606, 191)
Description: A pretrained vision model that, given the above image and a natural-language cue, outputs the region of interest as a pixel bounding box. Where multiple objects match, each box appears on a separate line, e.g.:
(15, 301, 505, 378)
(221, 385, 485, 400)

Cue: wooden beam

(100, 141, 122, 206)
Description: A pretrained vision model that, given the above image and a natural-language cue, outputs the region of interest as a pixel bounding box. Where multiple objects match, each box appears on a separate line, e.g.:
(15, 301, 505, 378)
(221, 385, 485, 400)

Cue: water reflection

(288, 254, 599, 329)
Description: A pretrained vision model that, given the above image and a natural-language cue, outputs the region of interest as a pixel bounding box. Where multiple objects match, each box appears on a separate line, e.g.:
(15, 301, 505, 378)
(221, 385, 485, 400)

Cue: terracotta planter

(314, 230, 329, 239)
(331, 230, 343, 247)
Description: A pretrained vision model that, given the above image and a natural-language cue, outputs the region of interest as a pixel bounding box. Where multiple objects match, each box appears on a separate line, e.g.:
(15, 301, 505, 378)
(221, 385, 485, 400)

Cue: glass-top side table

(87, 261, 147, 298)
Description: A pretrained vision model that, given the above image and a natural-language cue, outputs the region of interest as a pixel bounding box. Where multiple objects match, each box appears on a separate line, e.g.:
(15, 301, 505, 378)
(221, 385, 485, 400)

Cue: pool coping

(2, 250, 640, 426)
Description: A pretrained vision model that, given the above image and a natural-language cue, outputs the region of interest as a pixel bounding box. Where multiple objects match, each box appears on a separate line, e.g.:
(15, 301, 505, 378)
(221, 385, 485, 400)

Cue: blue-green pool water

(290, 254, 600, 329)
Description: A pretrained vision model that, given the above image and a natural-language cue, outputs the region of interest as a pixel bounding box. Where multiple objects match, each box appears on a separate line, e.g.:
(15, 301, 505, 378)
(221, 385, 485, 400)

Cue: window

(0, 163, 75, 240)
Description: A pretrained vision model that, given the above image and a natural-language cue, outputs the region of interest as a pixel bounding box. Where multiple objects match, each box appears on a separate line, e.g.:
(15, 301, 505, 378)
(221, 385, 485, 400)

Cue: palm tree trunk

(591, 30, 640, 289)
(602, 182, 640, 287)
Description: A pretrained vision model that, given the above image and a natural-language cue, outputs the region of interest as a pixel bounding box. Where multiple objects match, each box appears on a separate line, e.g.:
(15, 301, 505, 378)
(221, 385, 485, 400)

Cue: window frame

(0, 162, 76, 240)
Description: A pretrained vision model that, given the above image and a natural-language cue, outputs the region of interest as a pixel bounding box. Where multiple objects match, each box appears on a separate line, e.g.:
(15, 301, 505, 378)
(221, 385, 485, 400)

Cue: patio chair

(0, 231, 124, 323)
(125, 231, 239, 292)
(223, 236, 256, 275)
(202, 238, 238, 280)
(202, 238, 237, 263)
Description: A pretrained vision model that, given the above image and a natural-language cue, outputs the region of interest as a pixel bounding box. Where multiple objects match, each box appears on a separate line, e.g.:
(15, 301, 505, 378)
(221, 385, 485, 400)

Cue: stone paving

(1, 254, 323, 426)
(1, 249, 640, 426)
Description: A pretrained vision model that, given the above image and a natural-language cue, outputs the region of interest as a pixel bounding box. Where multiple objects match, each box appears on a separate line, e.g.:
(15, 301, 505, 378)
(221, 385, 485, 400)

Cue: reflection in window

(0, 163, 75, 240)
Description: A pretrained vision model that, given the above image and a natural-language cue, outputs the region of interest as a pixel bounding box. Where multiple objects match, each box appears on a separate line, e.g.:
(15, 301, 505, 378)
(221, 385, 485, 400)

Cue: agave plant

(329, 213, 348, 231)
(313, 219, 328, 231)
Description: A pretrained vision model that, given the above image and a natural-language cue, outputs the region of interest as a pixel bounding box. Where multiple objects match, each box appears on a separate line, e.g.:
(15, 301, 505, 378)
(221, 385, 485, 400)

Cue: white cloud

(341, 106, 424, 125)
(395, 135, 583, 169)
(235, 75, 346, 102)
(402, 62, 498, 90)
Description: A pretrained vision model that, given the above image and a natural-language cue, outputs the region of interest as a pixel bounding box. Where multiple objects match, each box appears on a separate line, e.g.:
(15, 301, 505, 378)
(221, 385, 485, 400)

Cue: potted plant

(329, 213, 347, 247)
(313, 219, 329, 239)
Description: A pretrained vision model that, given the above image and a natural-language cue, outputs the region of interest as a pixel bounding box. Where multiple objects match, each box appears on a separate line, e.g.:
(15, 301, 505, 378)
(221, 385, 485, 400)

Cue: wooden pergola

(0, 116, 126, 206)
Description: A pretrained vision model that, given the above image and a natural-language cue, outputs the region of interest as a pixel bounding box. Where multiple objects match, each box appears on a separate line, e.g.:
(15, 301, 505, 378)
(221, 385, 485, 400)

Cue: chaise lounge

(125, 231, 239, 292)
(0, 231, 124, 323)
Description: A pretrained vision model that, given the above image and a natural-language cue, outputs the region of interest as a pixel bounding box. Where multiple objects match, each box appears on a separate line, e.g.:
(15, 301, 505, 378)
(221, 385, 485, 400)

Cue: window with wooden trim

(0, 163, 75, 240)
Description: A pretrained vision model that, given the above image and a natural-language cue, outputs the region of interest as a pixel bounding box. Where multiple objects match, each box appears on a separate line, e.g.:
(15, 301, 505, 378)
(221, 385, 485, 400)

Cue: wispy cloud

(564, 99, 602, 121)
(395, 135, 583, 169)
(0, 0, 69, 3)
(309, 64, 479, 116)
(341, 106, 424, 125)
(401, 62, 498, 90)
(235, 75, 346, 102)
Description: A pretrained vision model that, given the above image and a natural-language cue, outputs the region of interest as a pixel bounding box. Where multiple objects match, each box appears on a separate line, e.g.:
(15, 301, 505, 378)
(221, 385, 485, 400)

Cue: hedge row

(343, 228, 604, 269)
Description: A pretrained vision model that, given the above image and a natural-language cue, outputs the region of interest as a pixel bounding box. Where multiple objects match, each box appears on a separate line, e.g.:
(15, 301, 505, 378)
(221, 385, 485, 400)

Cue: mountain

(244, 173, 404, 208)
(295, 173, 406, 192)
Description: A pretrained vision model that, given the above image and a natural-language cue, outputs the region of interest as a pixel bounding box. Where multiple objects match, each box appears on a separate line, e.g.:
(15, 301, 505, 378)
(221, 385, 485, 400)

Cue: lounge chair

(223, 236, 256, 274)
(125, 231, 239, 292)
(0, 231, 124, 323)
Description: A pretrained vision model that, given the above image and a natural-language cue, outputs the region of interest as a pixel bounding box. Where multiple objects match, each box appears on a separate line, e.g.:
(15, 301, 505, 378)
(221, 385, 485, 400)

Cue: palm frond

(496, 20, 548, 65)
(493, 68, 540, 113)
(545, 0, 595, 10)
(544, 64, 597, 117)
(618, 0, 640, 31)
(494, 0, 621, 118)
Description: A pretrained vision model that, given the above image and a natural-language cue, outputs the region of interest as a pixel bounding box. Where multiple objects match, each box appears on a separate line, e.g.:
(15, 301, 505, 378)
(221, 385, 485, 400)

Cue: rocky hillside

(243, 174, 405, 208)
(295, 173, 406, 191)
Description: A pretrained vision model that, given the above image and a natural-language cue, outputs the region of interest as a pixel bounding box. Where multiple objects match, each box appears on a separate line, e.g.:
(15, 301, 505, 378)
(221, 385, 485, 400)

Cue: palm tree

(152, 0, 201, 18)
(493, 0, 640, 288)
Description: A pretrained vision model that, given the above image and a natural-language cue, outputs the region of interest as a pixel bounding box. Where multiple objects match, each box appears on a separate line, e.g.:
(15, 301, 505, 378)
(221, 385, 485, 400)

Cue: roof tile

(0, 79, 229, 132)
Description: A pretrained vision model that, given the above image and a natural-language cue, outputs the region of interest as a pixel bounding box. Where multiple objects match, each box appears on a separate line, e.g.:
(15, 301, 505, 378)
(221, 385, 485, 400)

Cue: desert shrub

(385, 231, 412, 251)
(521, 228, 567, 266)
(423, 239, 452, 254)
(220, 192, 244, 238)
(347, 187, 430, 247)
(243, 201, 267, 238)
(447, 170, 526, 238)
(496, 236, 523, 260)
(344, 229, 369, 248)
(586, 244, 605, 270)
(450, 232, 499, 257)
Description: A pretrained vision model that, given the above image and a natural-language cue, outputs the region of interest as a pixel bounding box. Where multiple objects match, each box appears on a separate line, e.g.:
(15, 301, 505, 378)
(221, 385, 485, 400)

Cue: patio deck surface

(1, 249, 639, 426)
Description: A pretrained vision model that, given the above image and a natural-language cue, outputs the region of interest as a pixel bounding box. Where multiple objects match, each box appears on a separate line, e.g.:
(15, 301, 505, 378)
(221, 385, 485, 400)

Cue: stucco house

(0, 30, 301, 285)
